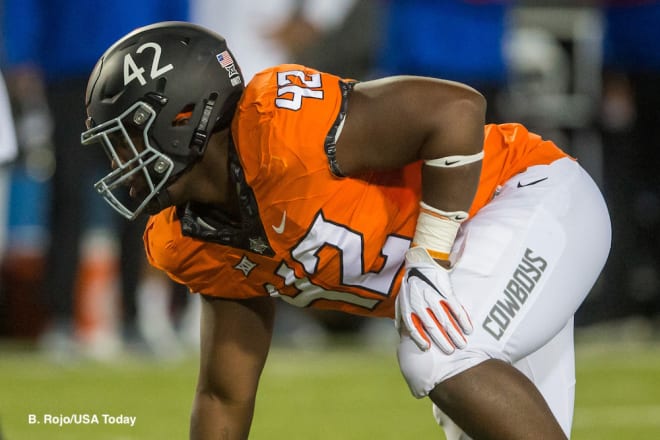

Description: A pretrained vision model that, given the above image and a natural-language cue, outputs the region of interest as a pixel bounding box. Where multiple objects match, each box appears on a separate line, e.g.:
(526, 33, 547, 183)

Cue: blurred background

(1, 0, 659, 438)
(2, 0, 657, 356)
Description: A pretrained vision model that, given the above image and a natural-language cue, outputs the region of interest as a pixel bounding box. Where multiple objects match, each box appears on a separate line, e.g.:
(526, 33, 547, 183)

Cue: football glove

(395, 247, 473, 353)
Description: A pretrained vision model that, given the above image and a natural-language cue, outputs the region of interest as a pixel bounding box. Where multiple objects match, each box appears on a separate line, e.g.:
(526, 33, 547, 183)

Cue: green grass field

(1, 330, 659, 439)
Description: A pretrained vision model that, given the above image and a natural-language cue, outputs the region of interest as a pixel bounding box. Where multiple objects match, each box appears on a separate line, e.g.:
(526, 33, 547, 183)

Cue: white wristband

(413, 202, 468, 260)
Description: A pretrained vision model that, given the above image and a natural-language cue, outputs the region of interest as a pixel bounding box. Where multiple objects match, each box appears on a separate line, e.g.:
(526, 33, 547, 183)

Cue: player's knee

(397, 332, 439, 398)
(397, 331, 489, 399)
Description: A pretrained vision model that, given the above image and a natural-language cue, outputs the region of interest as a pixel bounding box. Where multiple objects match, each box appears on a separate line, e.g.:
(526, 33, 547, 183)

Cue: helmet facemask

(81, 101, 175, 220)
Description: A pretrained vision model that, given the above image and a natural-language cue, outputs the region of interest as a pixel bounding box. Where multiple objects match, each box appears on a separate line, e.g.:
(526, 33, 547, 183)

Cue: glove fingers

(442, 300, 474, 335)
(402, 305, 467, 354)
(407, 313, 431, 351)
(457, 305, 474, 335)
(424, 322, 456, 354)
(425, 307, 463, 353)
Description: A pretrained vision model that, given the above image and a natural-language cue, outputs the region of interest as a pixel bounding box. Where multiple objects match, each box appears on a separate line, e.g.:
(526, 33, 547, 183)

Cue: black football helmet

(81, 21, 244, 220)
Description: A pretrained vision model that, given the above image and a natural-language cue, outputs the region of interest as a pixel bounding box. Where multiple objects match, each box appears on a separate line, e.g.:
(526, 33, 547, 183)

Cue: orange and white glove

(395, 247, 473, 353)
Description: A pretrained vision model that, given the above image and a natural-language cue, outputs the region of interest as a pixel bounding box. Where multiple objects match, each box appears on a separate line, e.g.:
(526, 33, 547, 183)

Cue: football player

(81, 22, 611, 440)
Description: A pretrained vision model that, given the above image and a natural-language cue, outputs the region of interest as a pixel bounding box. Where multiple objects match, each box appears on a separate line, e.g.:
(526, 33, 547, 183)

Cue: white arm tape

(425, 150, 484, 168)
(419, 201, 469, 222)
(413, 202, 469, 260)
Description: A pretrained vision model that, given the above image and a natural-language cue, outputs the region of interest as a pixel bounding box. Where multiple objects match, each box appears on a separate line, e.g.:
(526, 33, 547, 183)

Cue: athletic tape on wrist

(412, 202, 469, 261)
(425, 150, 484, 168)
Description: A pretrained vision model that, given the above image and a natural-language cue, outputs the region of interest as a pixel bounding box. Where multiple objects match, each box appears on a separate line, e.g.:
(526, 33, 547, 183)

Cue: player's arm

(190, 295, 275, 440)
(336, 77, 485, 352)
(336, 75, 485, 225)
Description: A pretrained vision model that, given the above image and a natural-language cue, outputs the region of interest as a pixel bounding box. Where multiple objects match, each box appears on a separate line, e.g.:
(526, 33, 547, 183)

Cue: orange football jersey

(144, 64, 568, 319)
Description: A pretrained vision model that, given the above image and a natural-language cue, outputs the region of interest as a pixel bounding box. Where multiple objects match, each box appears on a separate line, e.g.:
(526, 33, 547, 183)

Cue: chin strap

(143, 189, 173, 216)
(177, 137, 274, 256)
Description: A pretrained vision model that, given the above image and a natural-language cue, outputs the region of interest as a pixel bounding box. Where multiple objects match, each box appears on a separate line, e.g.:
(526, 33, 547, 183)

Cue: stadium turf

(0, 329, 659, 439)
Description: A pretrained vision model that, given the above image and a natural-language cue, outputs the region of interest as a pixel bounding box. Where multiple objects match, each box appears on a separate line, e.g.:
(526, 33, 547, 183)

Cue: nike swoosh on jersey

(517, 177, 548, 188)
(406, 268, 447, 299)
(272, 211, 287, 234)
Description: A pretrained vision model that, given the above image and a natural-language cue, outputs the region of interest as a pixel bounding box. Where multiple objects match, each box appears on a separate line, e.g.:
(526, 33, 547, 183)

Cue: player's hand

(395, 247, 473, 353)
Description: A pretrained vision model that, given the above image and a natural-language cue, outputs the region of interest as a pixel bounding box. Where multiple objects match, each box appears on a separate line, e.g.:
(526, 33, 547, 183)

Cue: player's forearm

(421, 160, 482, 215)
(415, 88, 484, 265)
(190, 391, 255, 440)
(414, 161, 482, 268)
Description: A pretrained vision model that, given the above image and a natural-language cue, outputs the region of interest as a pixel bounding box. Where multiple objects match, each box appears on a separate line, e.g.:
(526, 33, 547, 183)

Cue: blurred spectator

(285, 0, 382, 80)
(598, 1, 660, 322)
(375, 0, 512, 123)
(191, 0, 360, 81)
(0, 68, 19, 335)
(2, 0, 189, 357)
(192, 0, 297, 82)
(0, 70, 18, 249)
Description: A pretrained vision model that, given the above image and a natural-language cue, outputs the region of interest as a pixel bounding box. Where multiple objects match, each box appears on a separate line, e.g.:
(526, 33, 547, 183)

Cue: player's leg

(512, 319, 576, 436)
(429, 320, 575, 440)
(432, 404, 472, 440)
(429, 319, 575, 440)
(429, 357, 566, 440)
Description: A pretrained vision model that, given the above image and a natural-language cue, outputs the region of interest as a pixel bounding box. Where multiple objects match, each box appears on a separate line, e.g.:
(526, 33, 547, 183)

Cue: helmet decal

(123, 42, 174, 86)
(216, 50, 241, 86)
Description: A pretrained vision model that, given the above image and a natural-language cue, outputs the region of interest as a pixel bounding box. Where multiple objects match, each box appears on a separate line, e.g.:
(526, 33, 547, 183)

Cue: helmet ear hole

(173, 104, 195, 126)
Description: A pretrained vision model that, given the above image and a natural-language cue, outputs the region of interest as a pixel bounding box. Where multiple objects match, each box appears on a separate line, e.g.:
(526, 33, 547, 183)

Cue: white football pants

(397, 157, 611, 438)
